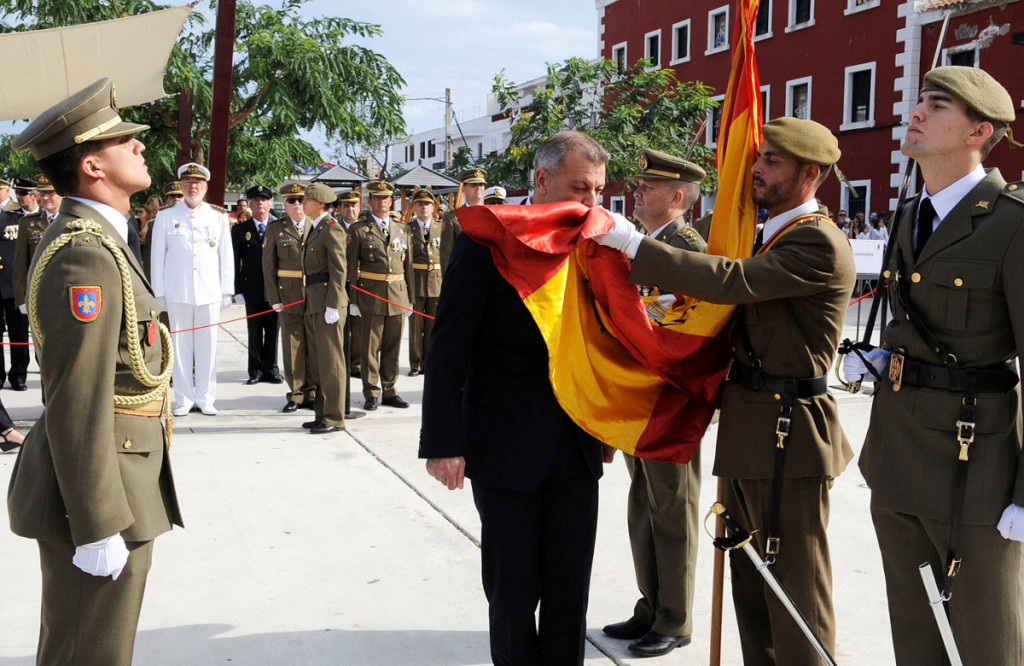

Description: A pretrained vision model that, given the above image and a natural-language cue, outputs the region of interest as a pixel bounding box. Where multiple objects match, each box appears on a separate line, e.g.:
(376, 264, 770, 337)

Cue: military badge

(245, 232, 252, 241)
(3, 224, 18, 240)
(432, 237, 441, 248)
(70, 286, 102, 322)
(390, 236, 407, 252)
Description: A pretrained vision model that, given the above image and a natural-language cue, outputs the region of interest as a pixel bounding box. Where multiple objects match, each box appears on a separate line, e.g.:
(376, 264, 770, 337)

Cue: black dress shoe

(11, 383, 27, 391)
(264, 373, 284, 384)
(627, 631, 691, 657)
(364, 397, 378, 411)
(301, 420, 319, 429)
(309, 422, 341, 434)
(381, 395, 409, 408)
(602, 617, 652, 640)
(246, 377, 260, 385)
(350, 369, 361, 379)
(282, 401, 299, 413)
(407, 369, 421, 377)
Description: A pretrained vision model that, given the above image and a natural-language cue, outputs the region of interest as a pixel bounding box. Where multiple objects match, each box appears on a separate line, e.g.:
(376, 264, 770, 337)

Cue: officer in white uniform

(150, 162, 234, 416)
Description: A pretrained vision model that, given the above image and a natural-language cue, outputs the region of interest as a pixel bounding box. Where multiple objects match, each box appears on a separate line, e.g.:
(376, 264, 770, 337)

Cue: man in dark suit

(232, 184, 282, 385)
(8, 76, 182, 666)
(0, 177, 36, 390)
(845, 66, 1024, 665)
(596, 117, 856, 665)
(420, 130, 614, 665)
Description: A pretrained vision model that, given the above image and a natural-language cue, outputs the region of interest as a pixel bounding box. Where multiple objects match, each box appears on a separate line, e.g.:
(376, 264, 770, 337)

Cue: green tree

(486, 57, 718, 192)
(0, 0, 406, 198)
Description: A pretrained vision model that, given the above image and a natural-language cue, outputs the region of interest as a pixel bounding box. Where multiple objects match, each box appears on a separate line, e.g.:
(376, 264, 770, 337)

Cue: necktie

(379, 220, 389, 241)
(914, 198, 936, 259)
(752, 228, 765, 254)
(257, 222, 265, 236)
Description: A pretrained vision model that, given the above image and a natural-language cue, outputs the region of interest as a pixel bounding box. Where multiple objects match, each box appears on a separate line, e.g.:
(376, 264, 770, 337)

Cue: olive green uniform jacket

(14, 210, 51, 308)
(346, 218, 414, 315)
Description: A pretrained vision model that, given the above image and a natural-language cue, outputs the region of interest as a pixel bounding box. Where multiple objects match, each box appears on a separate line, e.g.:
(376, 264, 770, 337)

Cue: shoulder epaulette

(1003, 181, 1024, 203)
(158, 203, 175, 210)
(210, 204, 228, 213)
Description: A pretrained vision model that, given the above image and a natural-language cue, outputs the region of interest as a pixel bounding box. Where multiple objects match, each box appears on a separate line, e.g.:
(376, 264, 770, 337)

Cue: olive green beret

(11, 78, 148, 160)
(337, 189, 361, 204)
(922, 66, 1015, 124)
(459, 168, 487, 184)
(760, 117, 840, 166)
(411, 188, 435, 204)
(305, 182, 337, 204)
(279, 182, 306, 197)
(367, 181, 395, 197)
(633, 148, 706, 183)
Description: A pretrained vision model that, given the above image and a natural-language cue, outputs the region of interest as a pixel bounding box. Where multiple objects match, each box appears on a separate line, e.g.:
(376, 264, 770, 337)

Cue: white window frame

(760, 85, 771, 124)
(786, 77, 812, 119)
(943, 45, 979, 68)
(755, 0, 774, 41)
(670, 19, 692, 65)
(706, 6, 730, 55)
(842, 179, 871, 223)
(706, 94, 726, 147)
(841, 62, 876, 130)
(644, 29, 662, 68)
(785, 0, 815, 33)
(609, 195, 626, 216)
(845, 0, 880, 15)
(611, 41, 628, 74)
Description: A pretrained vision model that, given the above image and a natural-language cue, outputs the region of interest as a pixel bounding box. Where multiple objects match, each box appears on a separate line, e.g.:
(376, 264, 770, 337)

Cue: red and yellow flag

(455, 0, 762, 463)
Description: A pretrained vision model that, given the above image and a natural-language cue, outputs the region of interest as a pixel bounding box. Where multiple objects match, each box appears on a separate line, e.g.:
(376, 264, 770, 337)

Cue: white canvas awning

(0, 5, 193, 122)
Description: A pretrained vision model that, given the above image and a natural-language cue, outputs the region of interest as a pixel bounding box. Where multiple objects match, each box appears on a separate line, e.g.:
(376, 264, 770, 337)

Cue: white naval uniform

(150, 200, 234, 411)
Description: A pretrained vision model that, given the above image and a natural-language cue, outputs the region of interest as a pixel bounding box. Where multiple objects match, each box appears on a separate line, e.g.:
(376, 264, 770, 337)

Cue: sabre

(706, 502, 838, 666)
(919, 563, 964, 666)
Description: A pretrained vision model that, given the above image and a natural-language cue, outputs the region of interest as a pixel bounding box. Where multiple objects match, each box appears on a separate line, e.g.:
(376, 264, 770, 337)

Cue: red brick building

(596, 0, 1024, 217)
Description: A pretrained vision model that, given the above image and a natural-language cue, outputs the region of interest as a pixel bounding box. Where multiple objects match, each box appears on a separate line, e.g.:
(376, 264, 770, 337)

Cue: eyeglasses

(285, 197, 304, 204)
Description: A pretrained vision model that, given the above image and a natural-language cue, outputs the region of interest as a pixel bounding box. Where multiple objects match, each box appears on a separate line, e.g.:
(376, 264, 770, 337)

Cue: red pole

(207, 0, 237, 207)
(176, 85, 193, 168)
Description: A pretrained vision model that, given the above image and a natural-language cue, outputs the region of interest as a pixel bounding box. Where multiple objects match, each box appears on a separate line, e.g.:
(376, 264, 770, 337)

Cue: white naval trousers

(167, 301, 220, 410)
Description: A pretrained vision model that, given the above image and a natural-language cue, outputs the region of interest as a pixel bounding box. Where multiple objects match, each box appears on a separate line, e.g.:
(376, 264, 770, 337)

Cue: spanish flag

(457, 0, 761, 463)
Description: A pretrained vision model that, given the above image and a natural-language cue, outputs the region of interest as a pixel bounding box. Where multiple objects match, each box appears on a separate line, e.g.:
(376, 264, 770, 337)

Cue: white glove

(18, 303, 27, 314)
(841, 347, 891, 383)
(998, 504, 1024, 541)
(271, 303, 284, 312)
(234, 294, 245, 305)
(156, 296, 167, 310)
(349, 303, 361, 317)
(221, 294, 233, 308)
(593, 210, 645, 259)
(73, 533, 129, 580)
(324, 307, 340, 325)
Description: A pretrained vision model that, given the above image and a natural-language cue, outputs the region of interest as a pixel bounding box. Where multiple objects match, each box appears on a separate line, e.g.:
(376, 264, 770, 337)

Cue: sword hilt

(706, 502, 755, 551)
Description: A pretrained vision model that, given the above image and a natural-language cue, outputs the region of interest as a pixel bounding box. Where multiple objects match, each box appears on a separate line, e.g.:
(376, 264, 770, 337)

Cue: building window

(428, 141, 436, 159)
(609, 195, 626, 216)
(410, 144, 415, 161)
(842, 62, 875, 129)
(707, 94, 725, 146)
(787, 0, 814, 30)
(760, 85, 771, 124)
(477, 142, 484, 158)
(671, 19, 691, 64)
(842, 180, 870, 222)
(945, 48, 977, 67)
(845, 0, 880, 13)
(755, 0, 772, 39)
(707, 6, 730, 54)
(645, 29, 661, 67)
(612, 42, 627, 74)
(786, 77, 811, 119)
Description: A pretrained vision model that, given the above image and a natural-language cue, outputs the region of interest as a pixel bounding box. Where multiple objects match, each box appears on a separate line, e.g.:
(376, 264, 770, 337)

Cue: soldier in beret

(336, 189, 363, 379)
(150, 162, 234, 416)
(439, 167, 486, 273)
(299, 183, 348, 433)
(597, 116, 856, 664)
(602, 149, 706, 657)
(346, 180, 414, 410)
(263, 182, 315, 412)
(407, 188, 442, 377)
(0, 176, 38, 390)
(232, 185, 282, 385)
(7, 76, 181, 665)
(843, 66, 1024, 665)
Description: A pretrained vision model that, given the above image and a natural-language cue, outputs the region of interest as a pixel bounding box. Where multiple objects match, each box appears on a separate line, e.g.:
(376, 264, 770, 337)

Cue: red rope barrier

(348, 284, 436, 320)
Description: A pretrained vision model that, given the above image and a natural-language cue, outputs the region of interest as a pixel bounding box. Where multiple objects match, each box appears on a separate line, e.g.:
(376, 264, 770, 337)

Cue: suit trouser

(871, 504, 1024, 665)
(0, 296, 28, 385)
(348, 314, 362, 374)
(624, 446, 702, 636)
(37, 539, 153, 666)
(360, 313, 403, 400)
(279, 312, 309, 402)
(167, 302, 220, 410)
(244, 300, 279, 380)
(408, 295, 438, 372)
(304, 311, 347, 427)
(471, 434, 600, 666)
(723, 476, 835, 666)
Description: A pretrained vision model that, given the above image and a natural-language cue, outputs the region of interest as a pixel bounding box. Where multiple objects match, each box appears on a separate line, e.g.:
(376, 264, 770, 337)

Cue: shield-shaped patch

(70, 286, 102, 322)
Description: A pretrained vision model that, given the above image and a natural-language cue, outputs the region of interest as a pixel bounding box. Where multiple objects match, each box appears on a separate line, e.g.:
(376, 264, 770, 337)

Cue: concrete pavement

(1, 301, 896, 664)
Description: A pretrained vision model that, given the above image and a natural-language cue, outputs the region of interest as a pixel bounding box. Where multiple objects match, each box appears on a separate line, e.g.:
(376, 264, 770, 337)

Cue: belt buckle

(889, 353, 905, 392)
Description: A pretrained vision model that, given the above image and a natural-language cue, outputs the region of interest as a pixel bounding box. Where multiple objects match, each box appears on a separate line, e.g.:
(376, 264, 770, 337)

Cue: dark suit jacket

(0, 207, 24, 300)
(232, 216, 273, 303)
(418, 233, 604, 491)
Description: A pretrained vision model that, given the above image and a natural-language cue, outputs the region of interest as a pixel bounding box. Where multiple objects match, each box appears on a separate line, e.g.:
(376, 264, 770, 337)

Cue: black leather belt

(306, 272, 330, 285)
(727, 364, 828, 398)
(887, 354, 1018, 393)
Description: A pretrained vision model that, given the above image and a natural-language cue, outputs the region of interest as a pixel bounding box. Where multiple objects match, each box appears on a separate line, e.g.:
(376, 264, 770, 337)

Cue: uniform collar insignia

(975, 200, 990, 209)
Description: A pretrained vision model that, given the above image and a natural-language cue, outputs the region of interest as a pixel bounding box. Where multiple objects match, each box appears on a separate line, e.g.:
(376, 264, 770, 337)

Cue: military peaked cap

(246, 184, 273, 200)
(634, 148, 706, 183)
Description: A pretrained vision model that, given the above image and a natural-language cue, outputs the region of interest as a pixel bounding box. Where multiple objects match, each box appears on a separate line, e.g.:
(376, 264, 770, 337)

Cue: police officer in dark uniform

(14, 174, 58, 311)
(231, 184, 282, 385)
(0, 177, 36, 390)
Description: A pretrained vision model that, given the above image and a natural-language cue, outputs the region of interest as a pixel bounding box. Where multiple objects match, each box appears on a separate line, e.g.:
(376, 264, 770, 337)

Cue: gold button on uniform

(122, 440, 133, 450)
(953, 278, 964, 287)
(911, 272, 921, 283)
(882, 270, 891, 279)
